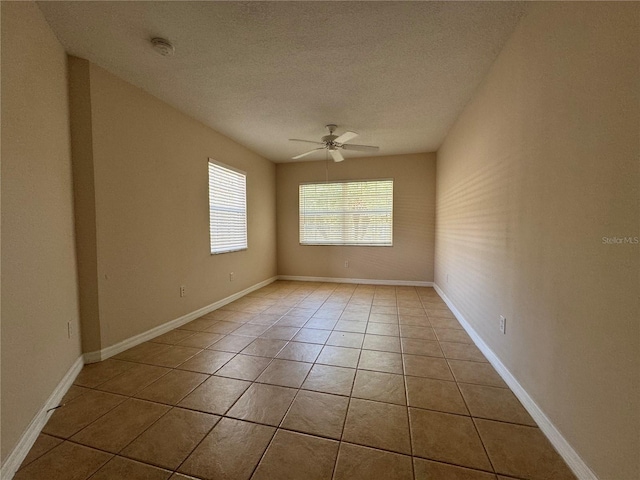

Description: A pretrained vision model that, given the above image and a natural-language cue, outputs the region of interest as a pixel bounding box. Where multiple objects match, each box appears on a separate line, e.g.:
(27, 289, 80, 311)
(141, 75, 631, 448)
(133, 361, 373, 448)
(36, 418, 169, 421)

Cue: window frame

(208, 158, 248, 255)
(298, 178, 394, 247)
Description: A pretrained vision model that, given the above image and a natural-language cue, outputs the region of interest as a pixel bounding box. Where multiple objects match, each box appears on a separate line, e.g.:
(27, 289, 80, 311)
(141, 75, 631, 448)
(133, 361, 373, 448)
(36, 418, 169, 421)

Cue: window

(208, 160, 247, 254)
(299, 179, 393, 246)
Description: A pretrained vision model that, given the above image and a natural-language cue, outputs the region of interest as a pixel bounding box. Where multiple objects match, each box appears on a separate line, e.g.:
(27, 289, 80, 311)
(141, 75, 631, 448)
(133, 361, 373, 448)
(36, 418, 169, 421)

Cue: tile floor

(15, 281, 576, 480)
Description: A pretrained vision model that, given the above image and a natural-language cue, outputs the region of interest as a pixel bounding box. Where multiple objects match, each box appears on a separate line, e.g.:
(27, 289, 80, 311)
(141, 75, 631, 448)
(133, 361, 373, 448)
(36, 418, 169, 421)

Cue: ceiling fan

(289, 124, 379, 162)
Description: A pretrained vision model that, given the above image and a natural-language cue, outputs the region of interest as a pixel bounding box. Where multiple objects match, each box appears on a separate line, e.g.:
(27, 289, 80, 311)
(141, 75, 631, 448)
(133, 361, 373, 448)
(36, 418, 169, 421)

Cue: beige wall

(1, 2, 82, 462)
(435, 3, 639, 479)
(73, 62, 277, 350)
(277, 153, 435, 282)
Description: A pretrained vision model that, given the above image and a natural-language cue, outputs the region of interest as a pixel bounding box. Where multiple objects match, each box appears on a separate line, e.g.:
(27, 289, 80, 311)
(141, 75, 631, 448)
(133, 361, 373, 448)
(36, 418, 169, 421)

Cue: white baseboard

(0, 355, 84, 480)
(277, 275, 434, 287)
(433, 284, 598, 480)
(83, 276, 278, 363)
(1, 276, 279, 478)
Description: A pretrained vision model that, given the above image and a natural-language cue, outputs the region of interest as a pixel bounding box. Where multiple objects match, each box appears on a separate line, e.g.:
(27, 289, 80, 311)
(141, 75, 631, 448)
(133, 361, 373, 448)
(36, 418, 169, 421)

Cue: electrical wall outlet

(499, 315, 506, 334)
(344, 260, 349, 268)
(180, 285, 186, 297)
(229, 272, 235, 282)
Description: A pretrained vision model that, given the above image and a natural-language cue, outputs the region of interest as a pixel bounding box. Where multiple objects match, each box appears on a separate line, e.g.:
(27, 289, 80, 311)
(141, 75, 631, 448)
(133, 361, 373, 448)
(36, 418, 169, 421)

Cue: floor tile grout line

(171, 411, 242, 477)
(76, 354, 177, 390)
(56, 395, 185, 470)
(433, 300, 500, 476)
(400, 287, 417, 480)
(58, 429, 503, 480)
(77, 349, 510, 407)
(246, 283, 345, 479)
(117, 417, 212, 476)
(41, 386, 135, 444)
(330, 284, 368, 480)
(76, 369, 538, 429)
(40, 282, 536, 480)
(83, 456, 114, 480)
(174, 285, 317, 479)
(439, 366, 511, 389)
(316, 287, 370, 476)
(411, 290, 497, 476)
(409, 449, 499, 476)
(450, 362, 498, 474)
(470, 416, 498, 476)
(333, 436, 482, 467)
(13, 438, 62, 473)
(104, 372, 217, 470)
(85, 285, 314, 478)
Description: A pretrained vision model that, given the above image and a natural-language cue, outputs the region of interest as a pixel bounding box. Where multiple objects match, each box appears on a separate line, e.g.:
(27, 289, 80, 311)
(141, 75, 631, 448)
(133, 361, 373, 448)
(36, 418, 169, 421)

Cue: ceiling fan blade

(292, 148, 324, 160)
(289, 138, 324, 145)
(341, 143, 380, 152)
(334, 131, 359, 144)
(329, 148, 345, 163)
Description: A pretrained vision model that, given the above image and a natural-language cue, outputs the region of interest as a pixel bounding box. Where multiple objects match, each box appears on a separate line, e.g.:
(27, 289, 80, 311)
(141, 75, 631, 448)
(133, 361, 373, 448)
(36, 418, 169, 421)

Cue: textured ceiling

(38, 1, 525, 163)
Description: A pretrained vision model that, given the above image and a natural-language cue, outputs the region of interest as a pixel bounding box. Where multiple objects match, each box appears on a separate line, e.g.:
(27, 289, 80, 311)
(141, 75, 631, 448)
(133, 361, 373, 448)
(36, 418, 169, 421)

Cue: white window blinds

(299, 179, 393, 246)
(208, 160, 247, 254)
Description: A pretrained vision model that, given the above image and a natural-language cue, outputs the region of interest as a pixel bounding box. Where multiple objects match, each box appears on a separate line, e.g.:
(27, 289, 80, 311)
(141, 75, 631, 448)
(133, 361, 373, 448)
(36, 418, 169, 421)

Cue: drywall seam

(278, 275, 433, 287)
(83, 276, 278, 363)
(433, 284, 598, 480)
(0, 356, 84, 480)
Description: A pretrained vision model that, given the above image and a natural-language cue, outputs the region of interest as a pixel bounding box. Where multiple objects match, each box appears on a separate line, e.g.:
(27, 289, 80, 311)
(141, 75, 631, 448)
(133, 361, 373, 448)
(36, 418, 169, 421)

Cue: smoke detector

(151, 37, 175, 57)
